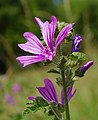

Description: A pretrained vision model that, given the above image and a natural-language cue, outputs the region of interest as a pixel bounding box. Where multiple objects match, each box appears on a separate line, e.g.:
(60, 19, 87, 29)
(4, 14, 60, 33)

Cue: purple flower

(4, 94, 15, 105)
(12, 83, 21, 93)
(16, 16, 72, 67)
(71, 34, 82, 52)
(79, 61, 94, 74)
(29, 79, 76, 106)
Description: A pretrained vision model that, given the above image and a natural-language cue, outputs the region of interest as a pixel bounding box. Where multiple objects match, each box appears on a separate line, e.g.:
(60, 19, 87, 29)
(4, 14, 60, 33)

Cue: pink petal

(18, 41, 44, 55)
(41, 21, 53, 50)
(50, 16, 57, 43)
(16, 55, 46, 67)
(41, 17, 57, 52)
(23, 32, 44, 50)
(34, 17, 44, 29)
(55, 24, 71, 49)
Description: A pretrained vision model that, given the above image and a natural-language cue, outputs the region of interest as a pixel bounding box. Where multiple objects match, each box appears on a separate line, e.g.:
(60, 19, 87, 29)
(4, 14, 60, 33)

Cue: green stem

(61, 69, 70, 120)
(51, 105, 64, 120)
(51, 107, 60, 120)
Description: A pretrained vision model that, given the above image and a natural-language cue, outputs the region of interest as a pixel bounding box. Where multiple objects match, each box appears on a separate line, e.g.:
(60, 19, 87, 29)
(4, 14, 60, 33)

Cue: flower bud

(71, 34, 82, 52)
(75, 61, 94, 77)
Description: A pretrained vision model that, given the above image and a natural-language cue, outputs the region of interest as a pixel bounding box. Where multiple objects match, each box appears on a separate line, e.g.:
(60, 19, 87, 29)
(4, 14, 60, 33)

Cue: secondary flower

(71, 34, 82, 52)
(16, 16, 72, 67)
(28, 79, 76, 106)
(12, 83, 21, 93)
(4, 94, 15, 105)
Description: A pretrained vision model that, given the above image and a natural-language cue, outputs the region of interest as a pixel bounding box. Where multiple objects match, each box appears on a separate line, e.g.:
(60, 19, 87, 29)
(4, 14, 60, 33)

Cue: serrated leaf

(25, 97, 49, 114)
(23, 108, 31, 116)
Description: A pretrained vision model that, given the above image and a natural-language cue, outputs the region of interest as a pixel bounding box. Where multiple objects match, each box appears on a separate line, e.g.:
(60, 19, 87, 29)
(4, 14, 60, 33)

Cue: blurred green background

(0, 0, 98, 120)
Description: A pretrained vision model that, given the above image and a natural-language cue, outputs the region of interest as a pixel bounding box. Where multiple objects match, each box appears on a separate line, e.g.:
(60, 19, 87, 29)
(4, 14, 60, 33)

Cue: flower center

(43, 47, 56, 61)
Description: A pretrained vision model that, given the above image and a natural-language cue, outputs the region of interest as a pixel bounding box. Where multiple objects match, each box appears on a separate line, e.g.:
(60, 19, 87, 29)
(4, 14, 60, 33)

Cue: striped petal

(55, 24, 71, 49)
(50, 16, 57, 44)
(34, 17, 44, 29)
(37, 79, 58, 104)
(41, 16, 57, 51)
(23, 32, 44, 50)
(41, 21, 53, 50)
(18, 41, 44, 55)
(16, 55, 46, 67)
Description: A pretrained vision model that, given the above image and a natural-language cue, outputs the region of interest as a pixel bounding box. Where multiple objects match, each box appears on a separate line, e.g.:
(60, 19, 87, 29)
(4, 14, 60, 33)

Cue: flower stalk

(61, 69, 70, 120)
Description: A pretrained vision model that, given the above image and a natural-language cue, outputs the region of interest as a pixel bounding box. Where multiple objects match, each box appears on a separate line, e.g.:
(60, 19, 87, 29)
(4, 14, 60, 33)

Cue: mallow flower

(16, 16, 72, 67)
(12, 83, 21, 93)
(4, 94, 15, 105)
(71, 34, 82, 52)
(28, 79, 76, 106)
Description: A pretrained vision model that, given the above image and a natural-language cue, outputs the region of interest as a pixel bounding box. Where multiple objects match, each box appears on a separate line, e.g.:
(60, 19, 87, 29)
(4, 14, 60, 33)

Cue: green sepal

(35, 96, 49, 107)
(57, 21, 68, 32)
(66, 52, 86, 67)
(75, 68, 84, 77)
(71, 52, 86, 61)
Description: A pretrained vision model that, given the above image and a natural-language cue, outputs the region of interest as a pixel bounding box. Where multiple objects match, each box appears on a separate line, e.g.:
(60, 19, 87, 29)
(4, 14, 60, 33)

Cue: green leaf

(23, 108, 31, 116)
(24, 97, 49, 114)
(47, 69, 60, 74)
